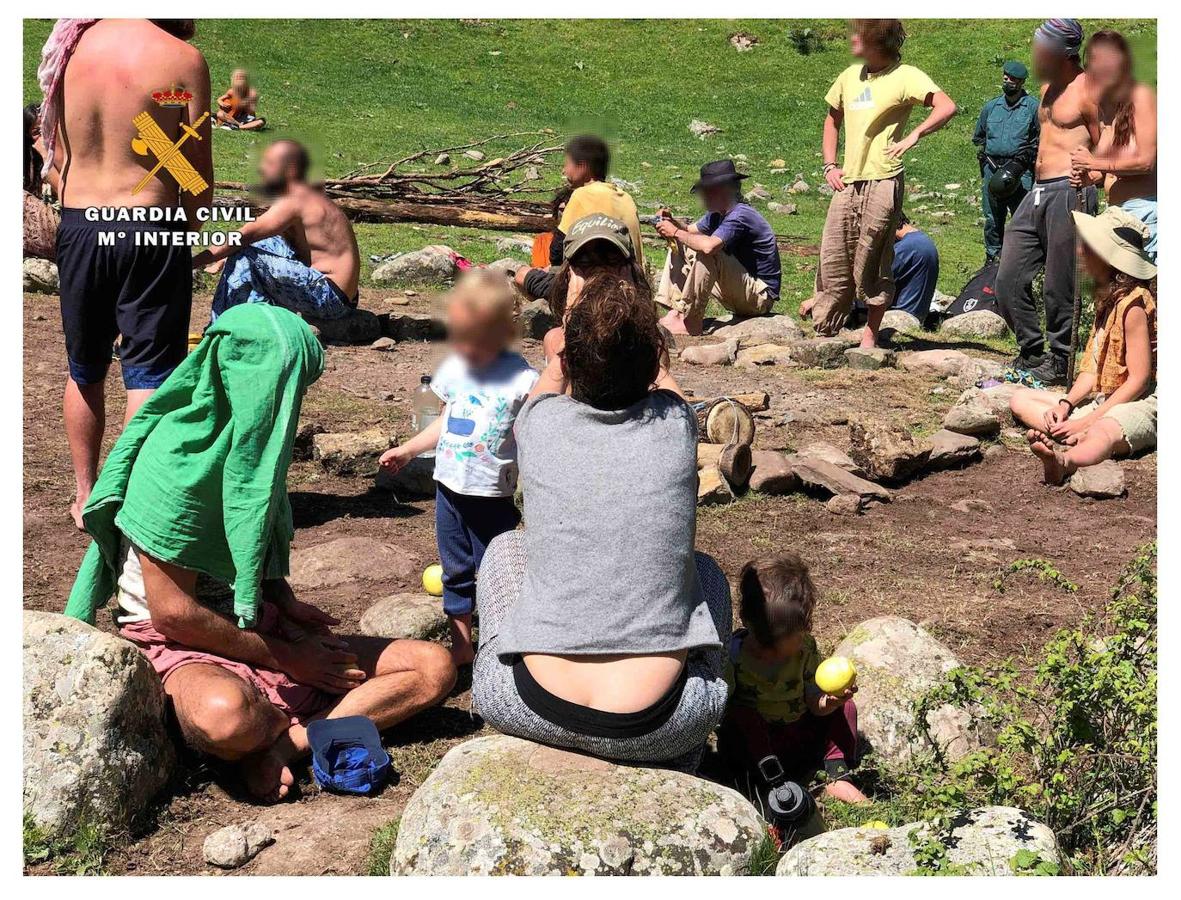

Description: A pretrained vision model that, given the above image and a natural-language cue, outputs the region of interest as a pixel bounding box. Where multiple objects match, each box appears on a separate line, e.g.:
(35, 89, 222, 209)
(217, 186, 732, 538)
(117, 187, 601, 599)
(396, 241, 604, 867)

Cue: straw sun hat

(1070, 207, 1157, 280)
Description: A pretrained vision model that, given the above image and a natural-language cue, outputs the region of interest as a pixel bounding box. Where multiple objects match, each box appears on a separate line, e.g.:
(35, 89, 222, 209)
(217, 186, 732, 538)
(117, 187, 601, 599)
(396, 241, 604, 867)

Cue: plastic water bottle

(411, 375, 442, 458)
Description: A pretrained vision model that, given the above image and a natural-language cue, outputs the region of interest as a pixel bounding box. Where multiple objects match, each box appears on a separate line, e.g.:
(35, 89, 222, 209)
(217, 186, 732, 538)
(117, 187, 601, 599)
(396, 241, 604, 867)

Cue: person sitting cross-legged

(1009, 207, 1156, 484)
(216, 68, 266, 131)
(65, 304, 456, 803)
(193, 139, 360, 322)
(653, 159, 782, 336)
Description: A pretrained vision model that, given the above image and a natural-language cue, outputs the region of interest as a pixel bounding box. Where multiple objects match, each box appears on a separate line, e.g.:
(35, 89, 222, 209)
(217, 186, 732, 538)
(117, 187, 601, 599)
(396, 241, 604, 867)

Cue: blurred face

(1032, 42, 1062, 82)
(1087, 43, 1130, 97)
(849, 31, 866, 59)
(258, 145, 291, 195)
(1079, 242, 1110, 282)
(700, 183, 736, 214)
(751, 630, 807, 662)
(570, 242, 629, 278)
(562, 154, 593, 187)
(232, 70, 250, 92)
(446, 300, 510, 369)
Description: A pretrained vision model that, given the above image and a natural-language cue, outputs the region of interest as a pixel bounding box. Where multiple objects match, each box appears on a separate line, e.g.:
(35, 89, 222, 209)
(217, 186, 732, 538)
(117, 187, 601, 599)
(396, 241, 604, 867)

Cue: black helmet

(988, 160, 1025, 199)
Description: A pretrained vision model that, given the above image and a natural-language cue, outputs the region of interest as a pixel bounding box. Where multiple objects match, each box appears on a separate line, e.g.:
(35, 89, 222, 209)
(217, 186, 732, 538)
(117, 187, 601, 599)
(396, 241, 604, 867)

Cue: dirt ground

(23, 287, 1156, 875)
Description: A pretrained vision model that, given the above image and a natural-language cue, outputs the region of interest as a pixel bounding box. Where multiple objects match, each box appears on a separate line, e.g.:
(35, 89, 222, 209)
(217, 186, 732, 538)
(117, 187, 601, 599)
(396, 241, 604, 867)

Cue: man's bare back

(275, 185, 361, 298)
(1035, 72, 1099, 180)
(59, 20, 211, 218)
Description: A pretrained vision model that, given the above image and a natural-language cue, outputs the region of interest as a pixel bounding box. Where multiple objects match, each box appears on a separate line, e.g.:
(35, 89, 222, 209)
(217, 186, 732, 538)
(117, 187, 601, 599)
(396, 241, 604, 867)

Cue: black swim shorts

(56, 207, 192, 390)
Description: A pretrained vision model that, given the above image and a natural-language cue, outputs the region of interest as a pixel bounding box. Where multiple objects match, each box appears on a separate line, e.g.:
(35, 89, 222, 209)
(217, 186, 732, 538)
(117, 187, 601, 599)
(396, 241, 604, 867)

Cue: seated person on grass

(216, 68, 266, 131)
(517, 184, 573, 300)
(1010, 207, 1156, 484)
(65, 304, 455, 803)
(718, 554, 867, 815)
(652, 159, 782, 336)
(514, 134, 644, 299)
(472, 275, 730, 771)
(193, 139, 360, 321)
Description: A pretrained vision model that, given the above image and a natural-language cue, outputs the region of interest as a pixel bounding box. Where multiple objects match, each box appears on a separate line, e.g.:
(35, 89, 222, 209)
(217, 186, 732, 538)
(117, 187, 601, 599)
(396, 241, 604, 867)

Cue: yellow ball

(422, 564, 444, 597)
(815, 655, 857, 695)
(864, 820, 890, 830)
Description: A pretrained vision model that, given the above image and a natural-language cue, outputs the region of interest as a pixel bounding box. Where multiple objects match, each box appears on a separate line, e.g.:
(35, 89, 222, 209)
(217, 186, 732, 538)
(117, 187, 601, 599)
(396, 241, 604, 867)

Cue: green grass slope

(23, 18, 1156, 309)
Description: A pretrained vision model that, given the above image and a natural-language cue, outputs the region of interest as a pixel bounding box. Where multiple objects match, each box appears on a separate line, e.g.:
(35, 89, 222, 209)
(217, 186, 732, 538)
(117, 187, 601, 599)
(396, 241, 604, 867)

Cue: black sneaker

(1029, 354, 1068, 386)
(1010, 352, 1043, 373)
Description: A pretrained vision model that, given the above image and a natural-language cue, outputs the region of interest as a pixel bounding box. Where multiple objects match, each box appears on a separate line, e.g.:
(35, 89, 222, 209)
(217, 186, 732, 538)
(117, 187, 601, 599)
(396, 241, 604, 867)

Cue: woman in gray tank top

(472, 275, 731, 769)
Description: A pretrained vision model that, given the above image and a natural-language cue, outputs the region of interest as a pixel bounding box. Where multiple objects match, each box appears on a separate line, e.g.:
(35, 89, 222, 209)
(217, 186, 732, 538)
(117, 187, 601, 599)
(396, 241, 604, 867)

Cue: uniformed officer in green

(972, 60, 1040, 263)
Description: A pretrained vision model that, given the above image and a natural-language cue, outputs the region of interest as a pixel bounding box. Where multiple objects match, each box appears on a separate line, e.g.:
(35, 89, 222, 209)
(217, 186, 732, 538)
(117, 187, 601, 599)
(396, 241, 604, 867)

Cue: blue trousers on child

(436, 483, 521, 616)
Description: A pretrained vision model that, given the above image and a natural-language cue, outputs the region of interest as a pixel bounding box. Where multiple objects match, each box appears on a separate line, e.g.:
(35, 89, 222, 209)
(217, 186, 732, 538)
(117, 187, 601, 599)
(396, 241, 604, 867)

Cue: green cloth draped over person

(66, 303, 324, 629)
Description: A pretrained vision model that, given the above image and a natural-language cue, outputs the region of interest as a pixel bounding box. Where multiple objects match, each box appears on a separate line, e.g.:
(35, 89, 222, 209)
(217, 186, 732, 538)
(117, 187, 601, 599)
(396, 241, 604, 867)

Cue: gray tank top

(495, 391, 721, 657)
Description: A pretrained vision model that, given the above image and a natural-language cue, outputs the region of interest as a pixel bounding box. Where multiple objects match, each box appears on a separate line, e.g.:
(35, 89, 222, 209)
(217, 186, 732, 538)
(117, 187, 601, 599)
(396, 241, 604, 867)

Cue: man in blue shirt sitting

(855, 215, 939, 325)
(651, 160, 782, 335)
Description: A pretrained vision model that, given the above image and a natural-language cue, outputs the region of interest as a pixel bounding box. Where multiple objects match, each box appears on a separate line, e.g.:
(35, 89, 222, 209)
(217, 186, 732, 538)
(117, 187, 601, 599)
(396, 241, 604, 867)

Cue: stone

(878, 309, 923, 334)
(688, 119, 720, 139)
(826, 494, 865, 516)
(748, 450, 799, 494)
(485, 257, 525, 274)
(943, 389, 1002, 436)
(796, 441, 865, 476)
(463, 149, 485, 162)
(306, 309, 382, 344)
(293, 421, 325, 460)
(519, 299, 556, 340)
(312, 428, 392, 475)
(203, 822, 275, 869)
(1069, 460, 1126, 499)
(680, 340, 737, 366)
(384, 312, 446, 341)
(767, 201, 798, 215)
(370, 336, 396, 351)
(735, 343, 793, 368)
(845, 347, 895, 370)
(818, 183, 835, 197)
(23, 257, 59, 293)
(495, 236, 534, 256)
(290, 536, 421, 589)
(698, 465, 735, 506)
(848, 421, 931, 484)
(787, 456, 891, 503)
(941, 310, 1009, 339)
(375, 453, 436, 497)
(774, 338, 847, 369)
(434, 152, 451, 165)
(372, 245, 457, 285)
(777, 807, 1061, 876)
(897, 349, 971, 378)
(768, 158, 786, 169)
(787, 179, 810, 194)
(23, 612, 175, 843)
(927, 429, 981, 469)
(711, 314, 803, 348)
(979, 383, 1020, 426)
(833, 616, 989, 765)
(747, 184, 772, 202)
(392, 735, 766, 875)
(359, 594, 449, 641)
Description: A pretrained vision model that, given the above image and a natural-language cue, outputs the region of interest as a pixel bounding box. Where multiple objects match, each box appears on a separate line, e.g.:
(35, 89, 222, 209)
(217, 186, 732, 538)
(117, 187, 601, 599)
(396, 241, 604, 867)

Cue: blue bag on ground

(308, 716, 392, 795)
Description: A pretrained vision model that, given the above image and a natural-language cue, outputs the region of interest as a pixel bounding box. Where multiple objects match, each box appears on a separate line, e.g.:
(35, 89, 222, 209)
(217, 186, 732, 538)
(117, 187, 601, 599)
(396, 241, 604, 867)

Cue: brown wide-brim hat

(1071, 208, 1156, 280)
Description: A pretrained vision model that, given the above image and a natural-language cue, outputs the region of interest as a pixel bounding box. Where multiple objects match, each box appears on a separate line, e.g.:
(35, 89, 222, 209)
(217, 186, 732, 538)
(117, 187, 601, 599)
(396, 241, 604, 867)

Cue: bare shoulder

(1133, 82, 1157, 110)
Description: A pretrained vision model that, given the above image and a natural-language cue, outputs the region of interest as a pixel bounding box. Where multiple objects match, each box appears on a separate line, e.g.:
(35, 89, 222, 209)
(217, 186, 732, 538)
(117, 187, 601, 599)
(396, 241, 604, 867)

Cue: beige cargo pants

(808, 173, 904, 335)
(655, 242, 775, 320)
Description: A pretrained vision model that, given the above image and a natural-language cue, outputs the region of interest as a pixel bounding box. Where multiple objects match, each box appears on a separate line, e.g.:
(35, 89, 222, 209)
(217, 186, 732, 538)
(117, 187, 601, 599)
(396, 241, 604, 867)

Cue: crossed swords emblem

(130, 109, 211, 196)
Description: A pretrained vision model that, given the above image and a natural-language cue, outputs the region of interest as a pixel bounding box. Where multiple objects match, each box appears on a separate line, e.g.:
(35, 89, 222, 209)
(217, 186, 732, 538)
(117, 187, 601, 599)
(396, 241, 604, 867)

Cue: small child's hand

(379, 445, 412, 473)
(819, 684, 857, 713)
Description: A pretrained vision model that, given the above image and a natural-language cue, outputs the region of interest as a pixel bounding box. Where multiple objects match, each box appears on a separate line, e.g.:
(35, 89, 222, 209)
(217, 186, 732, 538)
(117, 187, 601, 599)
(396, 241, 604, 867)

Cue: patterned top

(725, 630, 822, 724)
(1080, 286, 1157, 398)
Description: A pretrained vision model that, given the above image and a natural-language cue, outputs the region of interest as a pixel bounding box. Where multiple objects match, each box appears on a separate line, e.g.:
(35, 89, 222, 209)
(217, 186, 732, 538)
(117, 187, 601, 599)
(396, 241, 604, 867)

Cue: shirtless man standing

(43, 19, 212, 527)
(194, 140, 360, 320)
(995, 19, 1100, 386)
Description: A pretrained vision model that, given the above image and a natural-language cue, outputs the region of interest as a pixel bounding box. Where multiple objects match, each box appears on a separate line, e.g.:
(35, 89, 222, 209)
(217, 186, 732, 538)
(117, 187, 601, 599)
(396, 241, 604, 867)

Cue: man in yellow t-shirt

(513, 135, 643, 300)
(801, 20, 956, 348)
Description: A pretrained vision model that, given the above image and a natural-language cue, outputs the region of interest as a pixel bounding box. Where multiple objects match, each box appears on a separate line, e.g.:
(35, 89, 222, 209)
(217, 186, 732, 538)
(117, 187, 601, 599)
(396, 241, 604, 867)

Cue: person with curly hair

(471, 274, 730, 770)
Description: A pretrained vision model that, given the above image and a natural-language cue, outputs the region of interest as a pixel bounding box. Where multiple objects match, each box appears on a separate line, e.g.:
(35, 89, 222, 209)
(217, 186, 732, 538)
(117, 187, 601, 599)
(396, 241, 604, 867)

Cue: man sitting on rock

(194, 139, 360, 321)
(652, 159, 782, 336)
(66, 304, 455, 802)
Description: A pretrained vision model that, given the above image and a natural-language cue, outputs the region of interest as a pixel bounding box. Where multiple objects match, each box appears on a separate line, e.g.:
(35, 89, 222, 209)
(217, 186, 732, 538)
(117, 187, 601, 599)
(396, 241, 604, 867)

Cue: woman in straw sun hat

(1009, 206, 1157, 485)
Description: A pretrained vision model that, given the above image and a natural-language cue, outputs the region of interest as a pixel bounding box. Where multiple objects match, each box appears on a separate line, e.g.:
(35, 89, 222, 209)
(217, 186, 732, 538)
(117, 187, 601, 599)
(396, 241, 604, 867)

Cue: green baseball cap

(563, 213, 634, 261)
(1003, 60, 1028, 81)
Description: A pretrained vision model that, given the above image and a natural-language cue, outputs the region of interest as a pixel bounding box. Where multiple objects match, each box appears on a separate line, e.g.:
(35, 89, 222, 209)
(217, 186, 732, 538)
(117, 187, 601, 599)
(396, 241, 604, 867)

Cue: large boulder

(392, 735, 767, 875)
(941, 310, 1009, 339)
(359, 594, 448, 641)
(748, 449, 799, 495)
(289, 536, 421, 589)
(372, 246, 457, 285)
(943, 388, 1002, 437)
(777, 807, 1061, 876)
(313, 428, 392, 476)
(23, 612, 175, 842)
(796, 441, 865, 476)
(710, 315, 803, 348)
(898, 349, 972, 378)
(23, 257, 59, 294)
(518, 299, 556, 340)
(375, 453, 437, 497)
(681, 340, 738, 367)
(848, 421, 931, 484)
(833, 616, 988, 766)
(1069, 460, 1126, 499)
(880, 309, 923, 334)
(927, 429, 982, 470)
(845, 347, 896, 370)
(305, 309, 382, 344)
(787, 455, 891, 504)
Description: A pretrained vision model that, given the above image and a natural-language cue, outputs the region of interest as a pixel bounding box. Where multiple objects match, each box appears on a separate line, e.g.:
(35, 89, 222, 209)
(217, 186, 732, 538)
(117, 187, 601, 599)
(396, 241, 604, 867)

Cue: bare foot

(1028, 433, 1072, 485)
(658, 309, 692, 335)
(859, 326, 879, 350)
(800, 297, 816, 318)
(242, 745, 295, 803)
(823, 779, 870, 804)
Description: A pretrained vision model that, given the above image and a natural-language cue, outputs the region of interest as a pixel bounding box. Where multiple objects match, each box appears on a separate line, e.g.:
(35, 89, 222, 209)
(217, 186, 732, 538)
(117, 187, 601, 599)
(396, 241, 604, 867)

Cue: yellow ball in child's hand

(815, 656, 857, 695)
(422, 564, 444, 597)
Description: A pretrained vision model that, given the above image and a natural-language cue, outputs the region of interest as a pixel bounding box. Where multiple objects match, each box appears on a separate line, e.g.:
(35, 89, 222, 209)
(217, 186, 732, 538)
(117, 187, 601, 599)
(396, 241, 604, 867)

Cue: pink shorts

(120, 601, 335, 725)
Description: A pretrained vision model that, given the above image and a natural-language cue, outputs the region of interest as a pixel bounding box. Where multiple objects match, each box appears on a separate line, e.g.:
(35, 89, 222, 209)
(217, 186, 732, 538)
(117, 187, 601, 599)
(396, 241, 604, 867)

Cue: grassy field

(23, 18, 1156, 313)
